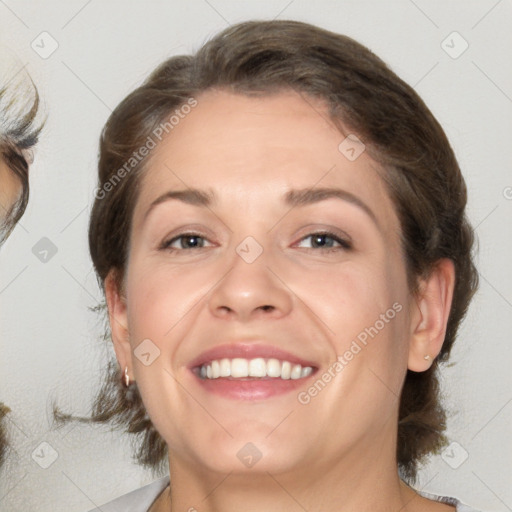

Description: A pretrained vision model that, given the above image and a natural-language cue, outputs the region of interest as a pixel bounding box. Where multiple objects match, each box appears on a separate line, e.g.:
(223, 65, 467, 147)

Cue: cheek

(0, 160, 22, 214)
(125, 242, 409, 352)
(309, 259, 406, 344)
(123, 261, 209, 446)
(125, 258, 209, 342)
(317, 252, 411, 397)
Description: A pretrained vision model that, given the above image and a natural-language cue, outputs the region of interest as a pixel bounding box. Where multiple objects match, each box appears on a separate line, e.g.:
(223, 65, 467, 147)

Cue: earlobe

(104, 270, 133, 375)
(407, 259, 455, 372)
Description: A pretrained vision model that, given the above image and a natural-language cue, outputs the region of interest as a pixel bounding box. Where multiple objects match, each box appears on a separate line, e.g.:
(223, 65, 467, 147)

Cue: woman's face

(113, 89, 420, 475)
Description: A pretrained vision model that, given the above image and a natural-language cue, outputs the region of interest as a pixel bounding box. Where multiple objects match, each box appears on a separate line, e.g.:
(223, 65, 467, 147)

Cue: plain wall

(0, 1, 511, 510)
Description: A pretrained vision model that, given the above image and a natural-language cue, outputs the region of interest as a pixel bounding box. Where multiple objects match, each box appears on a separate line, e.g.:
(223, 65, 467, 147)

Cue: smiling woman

(57, 19, 480, 512)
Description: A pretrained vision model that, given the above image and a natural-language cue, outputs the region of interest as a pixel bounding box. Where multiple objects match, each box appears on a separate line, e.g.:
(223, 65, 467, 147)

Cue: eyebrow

(284, 188, 378, 227)
(143, 189, 216, 223)
(143, 187, 378, 228)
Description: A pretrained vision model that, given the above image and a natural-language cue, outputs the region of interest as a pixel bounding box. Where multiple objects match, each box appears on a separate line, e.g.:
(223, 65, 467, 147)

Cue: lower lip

(192, 372, 315, 400)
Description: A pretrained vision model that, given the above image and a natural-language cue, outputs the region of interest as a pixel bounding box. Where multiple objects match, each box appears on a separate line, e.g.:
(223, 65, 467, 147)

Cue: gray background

(0, 0, 511, 510)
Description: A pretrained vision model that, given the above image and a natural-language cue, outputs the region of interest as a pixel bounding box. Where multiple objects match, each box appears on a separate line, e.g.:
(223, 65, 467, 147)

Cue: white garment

(87, 477, 169, 512)
(87, 477, 484, 512)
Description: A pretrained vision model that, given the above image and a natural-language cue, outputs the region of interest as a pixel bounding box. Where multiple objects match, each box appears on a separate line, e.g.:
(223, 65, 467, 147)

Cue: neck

(157, 426, 421, 512)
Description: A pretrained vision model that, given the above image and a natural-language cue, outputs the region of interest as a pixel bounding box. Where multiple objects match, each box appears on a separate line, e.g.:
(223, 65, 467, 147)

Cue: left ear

(408, 258, 456, 372)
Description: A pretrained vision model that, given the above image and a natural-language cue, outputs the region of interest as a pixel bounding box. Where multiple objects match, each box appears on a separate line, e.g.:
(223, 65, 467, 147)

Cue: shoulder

(86, 477, 170, 512)
(417, 488, 484, 512)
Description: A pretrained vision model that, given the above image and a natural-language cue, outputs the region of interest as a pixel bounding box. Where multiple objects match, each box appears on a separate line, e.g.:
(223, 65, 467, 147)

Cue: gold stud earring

(124, 366, 130, 387)
(424, 355, 431, 361)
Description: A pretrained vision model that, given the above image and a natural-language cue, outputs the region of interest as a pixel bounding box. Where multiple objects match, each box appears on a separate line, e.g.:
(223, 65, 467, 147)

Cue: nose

(207, 247, 293, 322)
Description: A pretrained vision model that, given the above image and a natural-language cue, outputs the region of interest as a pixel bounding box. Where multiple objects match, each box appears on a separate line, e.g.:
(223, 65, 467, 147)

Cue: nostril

(260, 305, 274, 312)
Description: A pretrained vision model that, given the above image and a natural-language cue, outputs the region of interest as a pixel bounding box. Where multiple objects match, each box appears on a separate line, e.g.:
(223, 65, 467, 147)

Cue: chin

(176, 434, 306, 475)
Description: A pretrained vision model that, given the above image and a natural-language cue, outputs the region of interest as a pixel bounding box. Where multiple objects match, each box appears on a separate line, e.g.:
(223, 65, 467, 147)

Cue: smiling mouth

(195, 357, 315, 380)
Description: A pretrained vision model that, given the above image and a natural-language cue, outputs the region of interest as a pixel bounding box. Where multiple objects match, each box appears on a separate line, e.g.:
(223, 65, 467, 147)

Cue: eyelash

(160, 231, 352, 253)
(296, 231, 352, 252)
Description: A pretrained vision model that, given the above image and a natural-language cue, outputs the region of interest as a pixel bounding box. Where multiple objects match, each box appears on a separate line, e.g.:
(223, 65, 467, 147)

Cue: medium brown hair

(60, 20, 478, 482)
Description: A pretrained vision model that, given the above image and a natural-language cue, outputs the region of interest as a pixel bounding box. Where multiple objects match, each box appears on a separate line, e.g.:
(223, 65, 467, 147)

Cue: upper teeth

(199, 358, 313, 380)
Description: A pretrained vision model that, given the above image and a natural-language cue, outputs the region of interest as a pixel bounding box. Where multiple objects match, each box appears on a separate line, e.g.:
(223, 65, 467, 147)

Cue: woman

(0, 70, 40, 243)
(80, 20, 480, 511)
(0, 65, 43, 467)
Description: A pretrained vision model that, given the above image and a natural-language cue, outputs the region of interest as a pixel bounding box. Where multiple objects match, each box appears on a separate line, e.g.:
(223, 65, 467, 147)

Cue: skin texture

(106, 89, 455, 512)
(0, 157, 21, 221)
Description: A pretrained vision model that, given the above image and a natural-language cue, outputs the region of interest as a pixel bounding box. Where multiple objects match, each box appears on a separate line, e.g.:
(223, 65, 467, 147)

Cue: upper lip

(188, 343, 318, 369)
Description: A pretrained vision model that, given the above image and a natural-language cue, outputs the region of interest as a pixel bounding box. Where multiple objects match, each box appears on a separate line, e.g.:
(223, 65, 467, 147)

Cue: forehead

(133, 89, 398, 229)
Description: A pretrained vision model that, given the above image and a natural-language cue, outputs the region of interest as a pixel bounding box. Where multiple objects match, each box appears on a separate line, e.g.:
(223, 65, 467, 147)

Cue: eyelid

(159, 228, 353, 253)
(158, 223, 215, 246)
(160, 231, 214, 250)
(293, 224, 353, 244)
(157, 223, 354, 252)
(293, 231, 352, 251)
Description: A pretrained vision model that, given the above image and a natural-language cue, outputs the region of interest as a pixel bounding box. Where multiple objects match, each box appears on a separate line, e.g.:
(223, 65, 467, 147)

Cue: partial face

(116, 89, 415, 475)
(0, 156, 22, 224)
